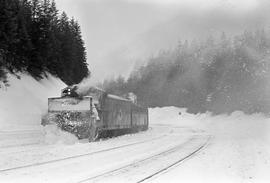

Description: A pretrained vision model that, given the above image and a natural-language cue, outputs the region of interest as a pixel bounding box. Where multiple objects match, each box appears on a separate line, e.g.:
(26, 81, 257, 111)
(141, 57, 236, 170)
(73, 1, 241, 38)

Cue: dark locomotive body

(42, 86, 148, 141)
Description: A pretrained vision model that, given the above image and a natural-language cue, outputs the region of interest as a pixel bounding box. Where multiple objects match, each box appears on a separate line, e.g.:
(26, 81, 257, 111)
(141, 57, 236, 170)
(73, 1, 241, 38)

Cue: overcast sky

(55, 0, 270, 83)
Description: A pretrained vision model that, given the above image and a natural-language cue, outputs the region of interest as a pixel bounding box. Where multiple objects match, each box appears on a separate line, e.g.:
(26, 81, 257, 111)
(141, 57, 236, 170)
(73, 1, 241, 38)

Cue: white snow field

(150, 108, 270, 183)
(0, 74, 68, 147)
(0, 74, 270, 183)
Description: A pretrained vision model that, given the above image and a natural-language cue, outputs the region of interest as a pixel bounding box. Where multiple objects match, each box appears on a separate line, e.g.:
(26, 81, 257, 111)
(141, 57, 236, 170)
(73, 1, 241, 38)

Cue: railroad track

(0, 127, 154, 154)
(78, 135, 211, 183)
(0, 134, 167, 173)
(137, 136, 212, 183)
(0, 130, 43, 149)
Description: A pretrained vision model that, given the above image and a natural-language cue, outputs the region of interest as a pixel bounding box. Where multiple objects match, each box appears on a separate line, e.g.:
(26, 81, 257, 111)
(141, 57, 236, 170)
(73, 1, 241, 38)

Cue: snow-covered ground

(1, 74, 270, 183)
(150, 108, 270, 183)
(0, 125, 207, 183)
(0, 74, 65, 131)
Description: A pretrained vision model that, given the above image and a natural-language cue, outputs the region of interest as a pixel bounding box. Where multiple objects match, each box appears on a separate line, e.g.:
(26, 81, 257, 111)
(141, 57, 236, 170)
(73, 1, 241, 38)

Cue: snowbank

(149, 107, 209, 128)
(149, 106, 270, 142)
(0, 74, 65, 131)
(0, 74, 80, 145)
(150, 107, 270, 183)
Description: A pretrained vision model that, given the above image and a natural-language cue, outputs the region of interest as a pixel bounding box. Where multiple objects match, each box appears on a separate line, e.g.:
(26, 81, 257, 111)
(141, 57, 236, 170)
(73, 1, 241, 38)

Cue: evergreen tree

(0, 0, 89, 84)
(103, 29, 270, 114)
(0, 0, 20, 72)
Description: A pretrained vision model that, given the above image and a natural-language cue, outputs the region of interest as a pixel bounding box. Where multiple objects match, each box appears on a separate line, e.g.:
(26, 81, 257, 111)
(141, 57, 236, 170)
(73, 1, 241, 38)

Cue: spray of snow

(0, 74, 79, 145)
(43, 125, 78, 145)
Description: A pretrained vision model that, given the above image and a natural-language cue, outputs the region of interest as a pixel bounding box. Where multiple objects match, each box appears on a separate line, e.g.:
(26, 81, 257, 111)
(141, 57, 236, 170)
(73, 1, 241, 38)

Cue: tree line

(102, 30, 270, 114)
(0, 0, 89, 86)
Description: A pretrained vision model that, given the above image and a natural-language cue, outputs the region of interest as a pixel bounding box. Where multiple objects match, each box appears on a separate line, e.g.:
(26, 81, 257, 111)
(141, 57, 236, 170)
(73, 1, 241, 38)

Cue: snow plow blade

(42, 96, 97, 140)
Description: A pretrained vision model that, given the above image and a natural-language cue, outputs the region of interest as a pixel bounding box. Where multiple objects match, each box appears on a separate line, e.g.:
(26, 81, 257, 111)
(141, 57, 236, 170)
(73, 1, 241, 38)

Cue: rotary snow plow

(42, 86, 101, 141)
(42, 85, 149, 142)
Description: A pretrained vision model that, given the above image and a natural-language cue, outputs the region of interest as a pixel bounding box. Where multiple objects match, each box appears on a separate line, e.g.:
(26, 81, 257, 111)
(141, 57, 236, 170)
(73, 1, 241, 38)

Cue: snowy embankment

(150, 107, 270, 183)
(0, 74, 65, 131)
(0, 74, 75, 146)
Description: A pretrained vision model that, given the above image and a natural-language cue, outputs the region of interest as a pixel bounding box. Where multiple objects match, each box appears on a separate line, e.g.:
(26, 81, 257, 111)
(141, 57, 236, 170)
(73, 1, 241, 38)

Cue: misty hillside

(79, 0, 270, 81)
(102, 30, 270, 114)
(0, 0, 89, 86)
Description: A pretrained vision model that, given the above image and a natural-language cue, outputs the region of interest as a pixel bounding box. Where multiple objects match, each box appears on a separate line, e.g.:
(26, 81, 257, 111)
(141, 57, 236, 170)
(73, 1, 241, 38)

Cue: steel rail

(0, 134, 166, 173)
(137, 135, 212, 183)
(78, 135, 211, 183)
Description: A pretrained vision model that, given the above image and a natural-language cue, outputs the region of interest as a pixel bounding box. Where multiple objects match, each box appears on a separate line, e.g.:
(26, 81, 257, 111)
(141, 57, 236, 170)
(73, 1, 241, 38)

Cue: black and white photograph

(1, 0, 270, 182)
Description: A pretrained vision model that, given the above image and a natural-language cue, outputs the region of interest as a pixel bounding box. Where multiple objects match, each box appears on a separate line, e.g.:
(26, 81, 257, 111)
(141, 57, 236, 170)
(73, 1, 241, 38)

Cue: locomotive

(42, 86, 148, 141)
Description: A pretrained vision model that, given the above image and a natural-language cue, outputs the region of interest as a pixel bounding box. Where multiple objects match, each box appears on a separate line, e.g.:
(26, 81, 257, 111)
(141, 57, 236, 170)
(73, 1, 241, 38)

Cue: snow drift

(150, 107, 270, 183)
(0, 74, 80, 145)
(0, 74, 65, 131)
(150, 106, 270, 142)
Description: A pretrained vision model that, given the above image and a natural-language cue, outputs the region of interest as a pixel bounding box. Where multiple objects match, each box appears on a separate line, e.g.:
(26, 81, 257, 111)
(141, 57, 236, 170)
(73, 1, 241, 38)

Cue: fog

(55, 0, 270, 82)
